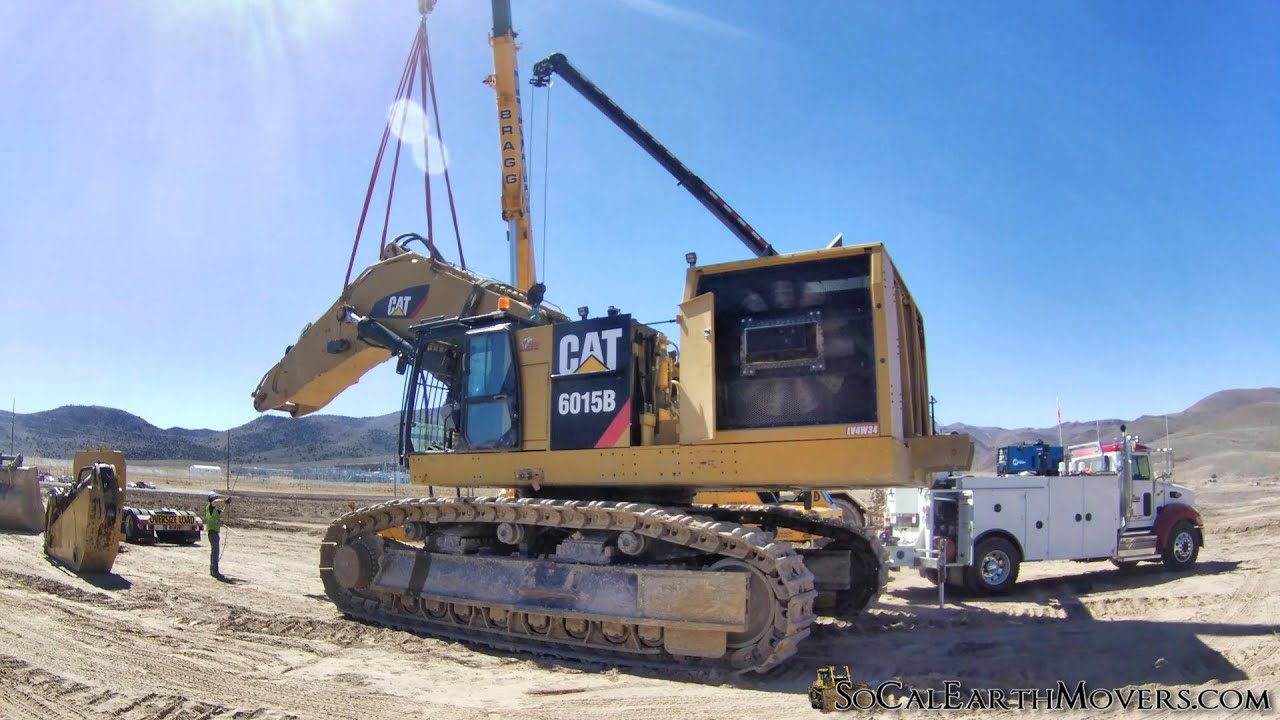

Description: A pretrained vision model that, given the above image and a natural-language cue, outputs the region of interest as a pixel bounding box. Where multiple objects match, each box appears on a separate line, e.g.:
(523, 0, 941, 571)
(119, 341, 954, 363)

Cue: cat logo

(558, 327, 624, 375)
(386, 295, 413, 317)
(370, 285, 429, 320)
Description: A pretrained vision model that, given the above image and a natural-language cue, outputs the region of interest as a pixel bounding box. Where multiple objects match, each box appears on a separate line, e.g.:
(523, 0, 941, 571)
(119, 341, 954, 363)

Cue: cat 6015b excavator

(252, 1, 972, 673)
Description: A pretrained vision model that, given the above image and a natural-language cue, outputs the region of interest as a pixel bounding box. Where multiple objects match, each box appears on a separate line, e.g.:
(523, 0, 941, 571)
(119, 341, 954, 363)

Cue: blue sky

(2, 1, 1276, 431)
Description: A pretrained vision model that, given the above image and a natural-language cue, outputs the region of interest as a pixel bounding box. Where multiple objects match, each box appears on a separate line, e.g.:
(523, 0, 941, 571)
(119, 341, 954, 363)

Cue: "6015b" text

(558, 390, 617, 415)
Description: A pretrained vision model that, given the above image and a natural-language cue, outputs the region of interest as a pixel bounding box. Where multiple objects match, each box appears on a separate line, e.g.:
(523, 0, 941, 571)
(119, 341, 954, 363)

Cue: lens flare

(388, 98, 429, 142)
(411, 135, 450, 175)
(386, 99, 449, 174)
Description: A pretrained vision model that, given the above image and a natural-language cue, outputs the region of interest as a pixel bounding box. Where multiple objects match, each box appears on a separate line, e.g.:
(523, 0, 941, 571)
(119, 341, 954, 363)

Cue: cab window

(1132, 456, 1151, 481)
(462, 329, 519, 449)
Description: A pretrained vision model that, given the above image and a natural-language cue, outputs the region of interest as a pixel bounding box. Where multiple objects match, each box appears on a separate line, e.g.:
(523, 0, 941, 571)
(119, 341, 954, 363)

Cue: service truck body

(884, 431, 1204, 593)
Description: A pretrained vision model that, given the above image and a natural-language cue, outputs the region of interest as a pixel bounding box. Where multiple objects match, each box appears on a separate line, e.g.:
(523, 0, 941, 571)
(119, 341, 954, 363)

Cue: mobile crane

(253, 0, 973, 673)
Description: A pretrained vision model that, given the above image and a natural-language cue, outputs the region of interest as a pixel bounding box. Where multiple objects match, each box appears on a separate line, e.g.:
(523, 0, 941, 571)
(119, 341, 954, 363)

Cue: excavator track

(319, 497, 819, 674)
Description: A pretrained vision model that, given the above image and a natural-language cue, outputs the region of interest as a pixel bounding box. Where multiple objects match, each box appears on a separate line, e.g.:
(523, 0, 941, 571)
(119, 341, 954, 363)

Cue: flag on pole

(1057, 398, 1065, 460)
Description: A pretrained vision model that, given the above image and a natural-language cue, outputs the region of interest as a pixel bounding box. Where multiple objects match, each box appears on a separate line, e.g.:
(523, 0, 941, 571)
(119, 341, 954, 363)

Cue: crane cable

(343, 16, 465, 291)
(421, 25, 466, 270)
(529, 80, 553, 283)
(378, 30, 421, 254)
(540, 82, 552, 280)
(344, 27, 423, 289)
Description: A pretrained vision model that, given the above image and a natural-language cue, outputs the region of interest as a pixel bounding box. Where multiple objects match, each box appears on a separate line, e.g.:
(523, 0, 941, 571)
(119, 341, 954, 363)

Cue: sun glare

(388, 98, 450, 175)
(162, 0, 344, 61)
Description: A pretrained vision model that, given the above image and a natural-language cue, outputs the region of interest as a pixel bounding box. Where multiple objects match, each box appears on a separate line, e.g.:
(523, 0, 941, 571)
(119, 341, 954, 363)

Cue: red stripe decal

(410, 289, 430, 317)
(594, 398, 632, 449)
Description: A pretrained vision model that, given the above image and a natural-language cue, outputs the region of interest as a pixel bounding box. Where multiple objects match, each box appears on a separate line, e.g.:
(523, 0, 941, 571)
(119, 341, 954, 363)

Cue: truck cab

(883, 426, 1204, 594)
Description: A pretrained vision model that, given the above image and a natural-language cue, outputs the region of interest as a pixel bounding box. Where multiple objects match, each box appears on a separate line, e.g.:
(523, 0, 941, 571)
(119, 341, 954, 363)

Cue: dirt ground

(2, 479, 1278, 719)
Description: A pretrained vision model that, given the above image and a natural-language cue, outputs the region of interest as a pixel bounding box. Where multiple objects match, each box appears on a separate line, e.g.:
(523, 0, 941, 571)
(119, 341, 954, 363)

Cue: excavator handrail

(530, 52, 778, 259)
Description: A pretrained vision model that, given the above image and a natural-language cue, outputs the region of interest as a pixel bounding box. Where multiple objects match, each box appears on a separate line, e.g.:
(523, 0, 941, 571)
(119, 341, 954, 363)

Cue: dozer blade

(44, 461, 125, 573)
(0, 463, 44, 533)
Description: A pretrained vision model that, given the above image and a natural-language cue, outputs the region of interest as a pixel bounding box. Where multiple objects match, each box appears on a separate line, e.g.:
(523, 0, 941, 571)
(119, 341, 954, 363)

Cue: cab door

(459, 325, 522, 451)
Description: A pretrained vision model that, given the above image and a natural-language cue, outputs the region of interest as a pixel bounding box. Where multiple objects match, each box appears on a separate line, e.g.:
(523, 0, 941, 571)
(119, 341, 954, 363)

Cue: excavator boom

(253, 239, 563, 417)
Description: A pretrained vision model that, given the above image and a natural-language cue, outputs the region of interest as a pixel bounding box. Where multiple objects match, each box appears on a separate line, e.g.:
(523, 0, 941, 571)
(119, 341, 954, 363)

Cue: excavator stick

(253, 241, 563, 417)
(0, 454, 43, 533)
(43, 449, 126, 573)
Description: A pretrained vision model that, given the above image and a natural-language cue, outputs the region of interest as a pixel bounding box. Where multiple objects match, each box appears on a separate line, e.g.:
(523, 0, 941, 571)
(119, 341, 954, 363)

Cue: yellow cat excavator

(43, 448, 126, 573)
(252, 1, 972, 673)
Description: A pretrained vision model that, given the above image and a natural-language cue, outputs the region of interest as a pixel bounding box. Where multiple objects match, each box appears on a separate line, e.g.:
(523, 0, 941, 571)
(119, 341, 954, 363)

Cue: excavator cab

(399, 315, 524, 450)
(400, 312, 533, 458)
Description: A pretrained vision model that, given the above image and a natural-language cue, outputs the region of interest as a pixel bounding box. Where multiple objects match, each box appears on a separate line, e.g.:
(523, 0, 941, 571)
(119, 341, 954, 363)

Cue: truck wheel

(1162, 521, 1200, 571)
(965, 537, 1020, 595)
(124, 515, 137, 544)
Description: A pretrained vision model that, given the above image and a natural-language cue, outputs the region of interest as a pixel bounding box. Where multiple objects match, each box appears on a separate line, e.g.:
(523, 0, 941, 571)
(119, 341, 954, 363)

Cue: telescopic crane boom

(488, 0, 539, 292)
(530, 53, 778, 259)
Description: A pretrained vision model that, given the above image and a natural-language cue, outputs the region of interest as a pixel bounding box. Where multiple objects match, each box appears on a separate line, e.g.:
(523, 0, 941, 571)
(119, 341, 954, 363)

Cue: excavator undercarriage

(322, 497, 884, 672)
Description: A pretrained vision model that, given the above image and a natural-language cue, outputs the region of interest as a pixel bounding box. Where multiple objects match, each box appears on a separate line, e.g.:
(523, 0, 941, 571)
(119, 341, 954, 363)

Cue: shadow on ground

(42, 556, 133, 591)
(889, 559, 1240, 605)
(777, 558, 1266, 698)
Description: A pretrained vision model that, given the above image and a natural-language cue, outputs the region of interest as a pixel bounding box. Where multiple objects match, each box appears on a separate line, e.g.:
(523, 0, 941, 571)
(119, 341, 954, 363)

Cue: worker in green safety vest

(206, 492, 231, 578)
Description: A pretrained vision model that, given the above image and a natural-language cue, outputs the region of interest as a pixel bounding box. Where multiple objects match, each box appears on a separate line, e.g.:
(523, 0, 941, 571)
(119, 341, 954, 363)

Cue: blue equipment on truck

(996, 441, 1064, 476)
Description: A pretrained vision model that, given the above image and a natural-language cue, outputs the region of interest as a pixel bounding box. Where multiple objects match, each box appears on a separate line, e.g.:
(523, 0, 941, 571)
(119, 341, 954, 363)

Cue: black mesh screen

(697, 254, 877, 430)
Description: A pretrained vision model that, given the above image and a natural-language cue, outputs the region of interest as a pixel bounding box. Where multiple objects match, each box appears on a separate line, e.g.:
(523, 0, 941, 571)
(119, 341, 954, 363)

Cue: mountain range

(4, 388, 1277, 478)
(2, 405, 400, 466)
(943, 387, 1279, 480)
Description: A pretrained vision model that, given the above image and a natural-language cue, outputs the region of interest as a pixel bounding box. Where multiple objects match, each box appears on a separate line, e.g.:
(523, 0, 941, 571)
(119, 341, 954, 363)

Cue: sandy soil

(2, 479, 1278, 719)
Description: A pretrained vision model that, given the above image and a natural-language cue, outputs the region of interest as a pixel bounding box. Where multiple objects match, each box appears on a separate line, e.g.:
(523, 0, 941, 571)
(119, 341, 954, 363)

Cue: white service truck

(883, 425, 1205, 594)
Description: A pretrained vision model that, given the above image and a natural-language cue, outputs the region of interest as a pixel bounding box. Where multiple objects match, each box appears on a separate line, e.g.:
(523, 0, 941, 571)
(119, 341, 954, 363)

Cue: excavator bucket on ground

(0, 454, 44, 533)
(43, 449, 126, 573)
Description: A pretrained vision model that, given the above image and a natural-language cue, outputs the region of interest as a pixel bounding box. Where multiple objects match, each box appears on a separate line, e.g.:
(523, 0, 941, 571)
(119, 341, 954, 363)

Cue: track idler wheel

(709, 558, 774, 653)
(332, 536, 380, 591)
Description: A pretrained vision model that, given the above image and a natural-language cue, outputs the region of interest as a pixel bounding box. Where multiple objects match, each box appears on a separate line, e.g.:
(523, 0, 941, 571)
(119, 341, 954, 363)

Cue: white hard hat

(207, 492, 219, 501)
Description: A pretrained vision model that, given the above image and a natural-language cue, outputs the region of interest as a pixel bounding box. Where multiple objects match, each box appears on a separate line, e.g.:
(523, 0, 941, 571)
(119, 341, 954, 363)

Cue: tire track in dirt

(5, 625, 421, 719)
(0, 586, 476, 720)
